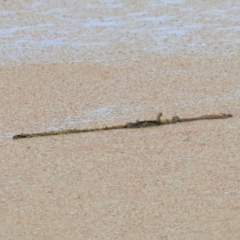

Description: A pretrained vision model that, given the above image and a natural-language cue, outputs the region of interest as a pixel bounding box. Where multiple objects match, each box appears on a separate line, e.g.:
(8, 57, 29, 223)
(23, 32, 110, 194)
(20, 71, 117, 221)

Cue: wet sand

(1, 0, 240, 239)
(1, 55, 240, 239)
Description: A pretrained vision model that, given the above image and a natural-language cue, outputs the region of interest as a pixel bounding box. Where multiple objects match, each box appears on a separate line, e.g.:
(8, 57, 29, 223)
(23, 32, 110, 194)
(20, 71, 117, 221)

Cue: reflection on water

(89, 105, 116, 115)
(0, 132, 16, 140)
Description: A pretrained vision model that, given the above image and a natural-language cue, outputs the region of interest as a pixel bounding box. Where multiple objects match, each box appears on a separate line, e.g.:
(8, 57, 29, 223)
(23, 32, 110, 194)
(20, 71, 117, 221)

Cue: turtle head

(156, 112, 163, 122)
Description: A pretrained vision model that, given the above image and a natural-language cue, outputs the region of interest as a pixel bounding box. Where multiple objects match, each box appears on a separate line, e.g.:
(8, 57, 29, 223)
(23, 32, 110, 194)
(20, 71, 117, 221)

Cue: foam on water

(1, 0, 240, 65)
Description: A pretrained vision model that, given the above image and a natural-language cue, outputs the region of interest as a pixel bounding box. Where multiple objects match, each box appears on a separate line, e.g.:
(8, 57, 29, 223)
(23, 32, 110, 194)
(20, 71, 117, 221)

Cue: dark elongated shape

(12, 112, 232, 139)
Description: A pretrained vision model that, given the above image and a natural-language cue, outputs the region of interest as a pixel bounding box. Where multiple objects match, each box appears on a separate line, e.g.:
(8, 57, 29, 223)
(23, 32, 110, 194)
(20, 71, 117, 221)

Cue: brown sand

(1, 0, 240, 238)
(1, 55, 240, 239)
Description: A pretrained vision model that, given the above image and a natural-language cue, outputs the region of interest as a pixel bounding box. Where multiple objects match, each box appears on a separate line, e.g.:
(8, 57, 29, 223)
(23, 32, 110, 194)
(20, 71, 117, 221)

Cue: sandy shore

(1, 0, 240, 238)
(1, 54, 240, 239)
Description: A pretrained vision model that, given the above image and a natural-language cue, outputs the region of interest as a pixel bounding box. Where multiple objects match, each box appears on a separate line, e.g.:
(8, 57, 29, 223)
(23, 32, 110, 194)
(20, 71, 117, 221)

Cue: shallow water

(1, 0, 240, 140)
(1, 0, 240, 65)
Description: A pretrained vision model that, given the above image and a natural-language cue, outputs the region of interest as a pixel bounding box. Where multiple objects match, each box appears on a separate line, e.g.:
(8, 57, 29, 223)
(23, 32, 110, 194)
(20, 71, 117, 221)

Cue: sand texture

(1, 55, 240, 239)
(1, 0, 240, 239)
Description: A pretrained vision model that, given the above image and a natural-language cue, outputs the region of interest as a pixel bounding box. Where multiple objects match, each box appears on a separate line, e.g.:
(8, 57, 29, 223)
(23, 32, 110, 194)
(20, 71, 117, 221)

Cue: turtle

(125, 112, 162, 128)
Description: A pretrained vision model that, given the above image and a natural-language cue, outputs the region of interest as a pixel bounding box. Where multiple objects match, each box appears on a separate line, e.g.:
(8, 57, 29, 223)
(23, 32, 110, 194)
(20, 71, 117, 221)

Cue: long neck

(156, 112, 162, 122)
